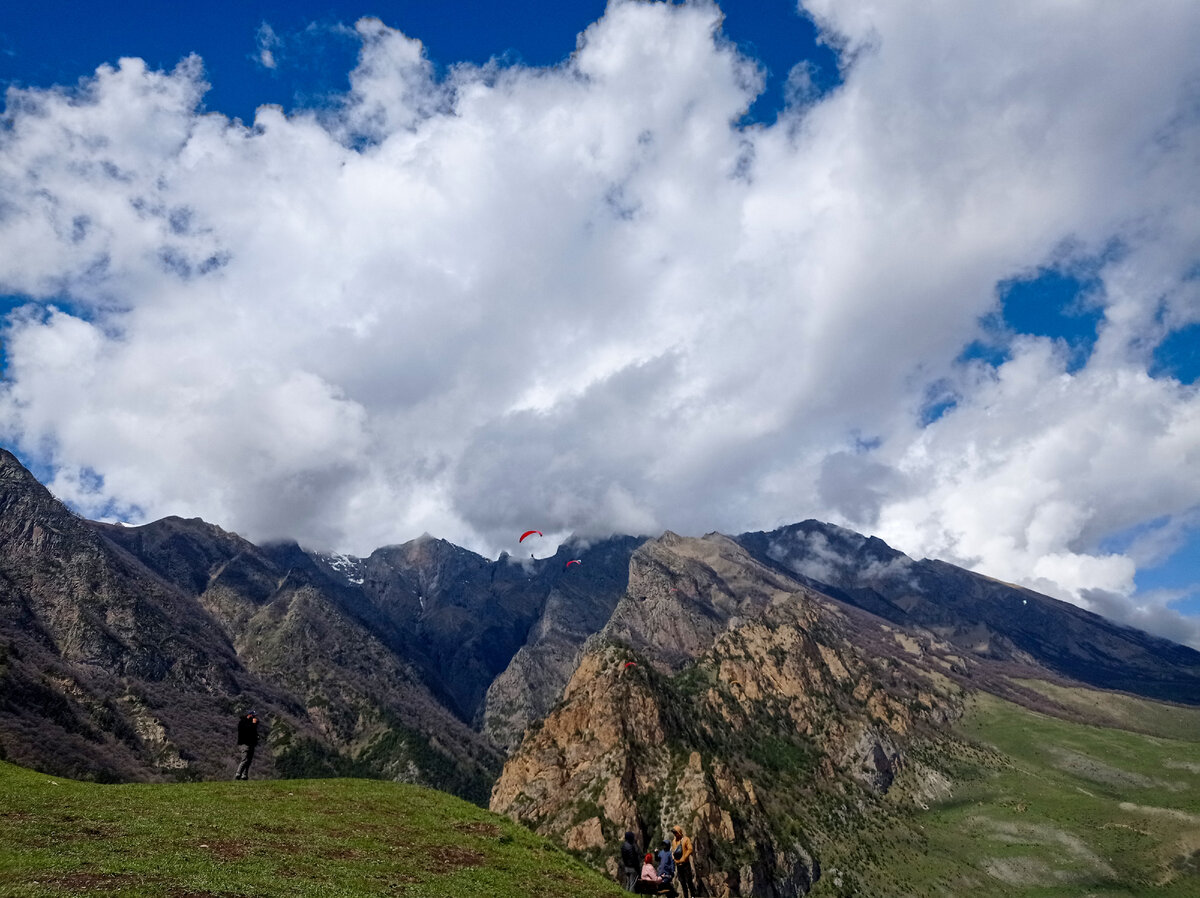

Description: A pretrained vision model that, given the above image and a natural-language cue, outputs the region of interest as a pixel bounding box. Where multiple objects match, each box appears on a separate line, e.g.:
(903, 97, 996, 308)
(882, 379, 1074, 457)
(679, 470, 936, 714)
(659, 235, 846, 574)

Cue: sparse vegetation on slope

(815, 689, 1200, 897)
(0, 761, 624, 898)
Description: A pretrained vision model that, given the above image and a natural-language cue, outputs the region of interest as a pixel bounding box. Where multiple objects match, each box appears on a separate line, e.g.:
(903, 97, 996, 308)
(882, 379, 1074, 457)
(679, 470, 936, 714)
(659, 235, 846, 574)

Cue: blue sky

(0, 1, 838, 125)
(0, 1, 1198, 646)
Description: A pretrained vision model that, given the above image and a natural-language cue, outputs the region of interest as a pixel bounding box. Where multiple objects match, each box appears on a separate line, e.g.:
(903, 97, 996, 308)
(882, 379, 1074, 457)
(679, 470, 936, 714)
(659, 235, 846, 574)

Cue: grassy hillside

(816, 684, 1200, 897)
(0, 761, 625, 898)
(4, 680, 1197, 898)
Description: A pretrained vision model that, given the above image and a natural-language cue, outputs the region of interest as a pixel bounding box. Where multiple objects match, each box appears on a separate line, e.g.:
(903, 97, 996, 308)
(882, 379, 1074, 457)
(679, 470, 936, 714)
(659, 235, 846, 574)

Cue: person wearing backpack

(234, 711, 259, 780)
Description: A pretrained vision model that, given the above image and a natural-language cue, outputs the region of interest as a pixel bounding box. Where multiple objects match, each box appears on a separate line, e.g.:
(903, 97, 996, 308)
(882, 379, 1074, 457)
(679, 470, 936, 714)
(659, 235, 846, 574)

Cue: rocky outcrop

(481, 535, 643, 750)
(492, 533, 965, 896)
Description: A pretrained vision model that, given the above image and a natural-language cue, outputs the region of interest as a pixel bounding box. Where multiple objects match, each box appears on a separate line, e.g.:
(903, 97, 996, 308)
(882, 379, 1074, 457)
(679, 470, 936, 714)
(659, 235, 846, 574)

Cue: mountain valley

(2, 447, 1199, 896)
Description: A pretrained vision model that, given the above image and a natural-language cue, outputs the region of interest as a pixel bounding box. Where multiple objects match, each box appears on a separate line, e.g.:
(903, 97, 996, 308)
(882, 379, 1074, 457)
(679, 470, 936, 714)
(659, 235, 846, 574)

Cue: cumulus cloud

(0, 1, 1198, 645)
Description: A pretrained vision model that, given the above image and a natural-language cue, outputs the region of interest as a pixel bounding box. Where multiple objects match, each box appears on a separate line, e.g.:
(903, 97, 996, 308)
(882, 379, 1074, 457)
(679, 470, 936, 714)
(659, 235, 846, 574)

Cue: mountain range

(3, 446, 1198, 895)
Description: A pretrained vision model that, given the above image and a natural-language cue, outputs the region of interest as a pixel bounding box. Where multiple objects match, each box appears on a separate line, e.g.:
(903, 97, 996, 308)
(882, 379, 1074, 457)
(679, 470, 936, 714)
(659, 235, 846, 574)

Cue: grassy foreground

(0, 761, 625, 898)
(4, 683, 1198, 898)
(823, 685, 1200, 897)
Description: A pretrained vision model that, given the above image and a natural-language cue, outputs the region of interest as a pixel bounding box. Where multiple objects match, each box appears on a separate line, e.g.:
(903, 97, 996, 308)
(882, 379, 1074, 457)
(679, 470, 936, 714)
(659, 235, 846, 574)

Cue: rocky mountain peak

(600, 532, 806, 671)
(492, 531, 964, 895)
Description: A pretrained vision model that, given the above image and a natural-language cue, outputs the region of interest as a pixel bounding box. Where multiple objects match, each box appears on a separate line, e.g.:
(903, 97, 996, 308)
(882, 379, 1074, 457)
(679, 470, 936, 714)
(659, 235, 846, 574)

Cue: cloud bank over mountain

(1, 1, 1198, 645)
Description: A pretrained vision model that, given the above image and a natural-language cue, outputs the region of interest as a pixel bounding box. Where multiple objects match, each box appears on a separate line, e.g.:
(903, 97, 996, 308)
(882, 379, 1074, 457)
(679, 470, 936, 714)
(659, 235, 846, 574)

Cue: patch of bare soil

(969, 815, 1117, 886)
(1159, 830, 1200, 885)
(425, 845, 486, 873)
(196, 840, 248, 861)
(453, 821, 501, 837)
(324, 845, 368, 860)
(58, 822, 124, 841)
(1047, 746, 1178, 790)
(982, 857, 1065, 887)
(1119, 802, 1200, 824)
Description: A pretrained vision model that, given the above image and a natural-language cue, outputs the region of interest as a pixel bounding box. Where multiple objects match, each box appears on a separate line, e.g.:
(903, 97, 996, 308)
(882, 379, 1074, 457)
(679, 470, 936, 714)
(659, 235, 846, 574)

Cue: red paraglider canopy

(519, 530, 542, 543)
(624, 661, 637, 669)
(565, 559, 582, 568)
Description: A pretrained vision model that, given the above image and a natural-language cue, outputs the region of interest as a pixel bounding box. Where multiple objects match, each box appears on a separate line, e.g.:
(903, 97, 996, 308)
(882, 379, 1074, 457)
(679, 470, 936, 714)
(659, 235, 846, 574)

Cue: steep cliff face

(310, 534, 641, 731)
(491, 533, 965, 896)
(482, 535, 644, 750)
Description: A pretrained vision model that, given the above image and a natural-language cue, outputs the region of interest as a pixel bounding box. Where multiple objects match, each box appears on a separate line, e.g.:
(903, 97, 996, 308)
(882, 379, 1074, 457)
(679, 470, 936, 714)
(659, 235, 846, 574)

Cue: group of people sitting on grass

(620, 826, 699, 896)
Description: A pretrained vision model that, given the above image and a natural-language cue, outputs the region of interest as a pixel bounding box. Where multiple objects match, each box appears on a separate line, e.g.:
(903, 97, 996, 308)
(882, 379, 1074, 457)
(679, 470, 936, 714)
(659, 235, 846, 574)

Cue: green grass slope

(0, 761, 625, 898)
(817, 686, 1200, 897)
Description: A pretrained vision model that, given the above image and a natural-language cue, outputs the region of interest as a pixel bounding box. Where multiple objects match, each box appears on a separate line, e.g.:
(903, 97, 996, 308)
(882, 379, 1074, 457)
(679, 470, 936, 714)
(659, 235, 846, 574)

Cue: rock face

(0, 449, 644, 794)
(0, 449, 303, 781)
(737, 521, 1200, 705)
(481, 535, 644, 750)
(97, 517, 503, 800)
(491, 533, 965, 896)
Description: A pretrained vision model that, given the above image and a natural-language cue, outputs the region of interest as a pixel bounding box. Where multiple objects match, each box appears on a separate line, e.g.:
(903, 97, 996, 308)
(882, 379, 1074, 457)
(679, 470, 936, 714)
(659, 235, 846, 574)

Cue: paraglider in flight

(624, 662, 637, 669)
(565, 559, 582, 569)
(519, 530, 542, 543)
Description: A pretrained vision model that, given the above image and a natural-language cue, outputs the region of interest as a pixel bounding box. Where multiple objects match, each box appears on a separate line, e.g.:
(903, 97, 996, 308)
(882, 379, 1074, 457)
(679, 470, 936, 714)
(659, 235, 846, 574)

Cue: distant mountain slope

(0, 449, 305, 781)
(95, 516, 503, 801)
(736, 521, 1200, 705)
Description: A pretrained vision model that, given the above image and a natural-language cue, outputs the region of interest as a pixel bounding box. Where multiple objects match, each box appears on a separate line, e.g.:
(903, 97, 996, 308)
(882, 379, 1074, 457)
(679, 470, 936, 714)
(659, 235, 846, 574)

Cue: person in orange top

(670, 825, 697, 897)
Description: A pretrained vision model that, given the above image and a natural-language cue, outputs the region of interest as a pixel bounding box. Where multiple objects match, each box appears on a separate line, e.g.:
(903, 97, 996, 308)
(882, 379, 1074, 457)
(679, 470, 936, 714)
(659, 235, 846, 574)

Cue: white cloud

(256, 23, 280, 70)
(1, 1, 1199, 645)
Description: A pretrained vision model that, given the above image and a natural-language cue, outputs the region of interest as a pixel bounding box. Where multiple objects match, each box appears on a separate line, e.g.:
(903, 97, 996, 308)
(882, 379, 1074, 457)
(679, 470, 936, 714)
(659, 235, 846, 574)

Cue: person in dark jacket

(235, 711, 259, 780)
(657, 839, 676, 883)
(621, 831, 641, 891)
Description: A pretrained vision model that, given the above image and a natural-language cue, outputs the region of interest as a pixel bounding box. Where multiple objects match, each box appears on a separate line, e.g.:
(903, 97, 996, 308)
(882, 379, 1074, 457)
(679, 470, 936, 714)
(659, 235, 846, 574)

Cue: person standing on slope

(671, 825, 698, 897)
(235, 711, 259, 780)
(621, 831, 641, 891)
